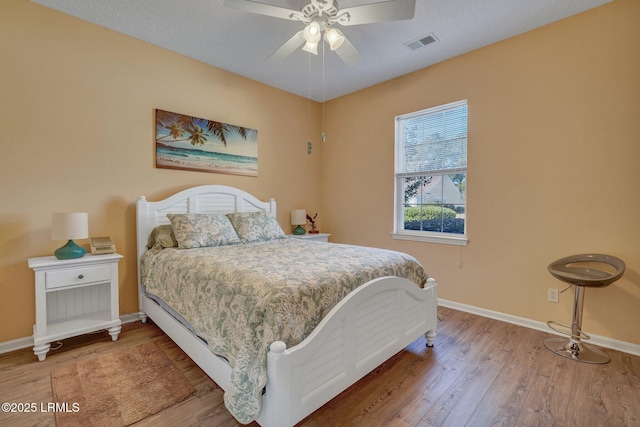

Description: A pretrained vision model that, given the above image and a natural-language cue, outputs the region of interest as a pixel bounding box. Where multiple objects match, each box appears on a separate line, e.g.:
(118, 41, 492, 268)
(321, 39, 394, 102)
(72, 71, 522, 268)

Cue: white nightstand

(289, 233, 331, 242)
(28, 253, 123, 361)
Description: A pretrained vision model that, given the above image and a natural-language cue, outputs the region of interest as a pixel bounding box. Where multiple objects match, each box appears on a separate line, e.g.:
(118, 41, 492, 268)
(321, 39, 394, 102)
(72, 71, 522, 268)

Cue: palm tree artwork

(155, 109, 258, 176)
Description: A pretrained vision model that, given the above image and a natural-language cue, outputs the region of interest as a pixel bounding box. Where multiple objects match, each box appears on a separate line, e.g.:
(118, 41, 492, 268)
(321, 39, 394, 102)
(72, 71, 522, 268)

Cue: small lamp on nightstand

(291, 209, 307, 235)
(52, 212, 89, 259)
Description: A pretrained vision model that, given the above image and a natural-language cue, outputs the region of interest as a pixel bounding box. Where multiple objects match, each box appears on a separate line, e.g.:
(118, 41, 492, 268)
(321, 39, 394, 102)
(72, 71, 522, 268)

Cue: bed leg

(425, 329, 436, 348)
(139, 312, 148, 324)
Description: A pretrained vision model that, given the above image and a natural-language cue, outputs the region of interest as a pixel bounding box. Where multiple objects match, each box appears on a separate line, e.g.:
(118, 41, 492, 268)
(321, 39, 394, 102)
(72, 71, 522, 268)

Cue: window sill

(392, 232, 468, 246)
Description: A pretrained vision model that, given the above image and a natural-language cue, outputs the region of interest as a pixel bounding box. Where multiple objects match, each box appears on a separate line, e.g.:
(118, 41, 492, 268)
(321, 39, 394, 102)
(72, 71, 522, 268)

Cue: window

(393, 100, 468, 245)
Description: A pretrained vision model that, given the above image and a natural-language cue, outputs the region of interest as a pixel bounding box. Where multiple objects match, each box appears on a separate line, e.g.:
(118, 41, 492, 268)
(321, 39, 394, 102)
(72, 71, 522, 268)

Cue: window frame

(392, 100, 469, 246)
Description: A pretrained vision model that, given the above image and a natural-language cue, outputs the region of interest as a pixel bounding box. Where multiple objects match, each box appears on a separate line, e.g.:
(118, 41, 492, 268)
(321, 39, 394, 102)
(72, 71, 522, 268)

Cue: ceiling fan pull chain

(322, 39, 326, 142)
(307, 50, 313, 152)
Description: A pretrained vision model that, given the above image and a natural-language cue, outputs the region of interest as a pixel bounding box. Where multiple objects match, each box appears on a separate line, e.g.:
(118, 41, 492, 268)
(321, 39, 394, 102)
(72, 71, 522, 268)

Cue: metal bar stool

(544, 254, 625, 364)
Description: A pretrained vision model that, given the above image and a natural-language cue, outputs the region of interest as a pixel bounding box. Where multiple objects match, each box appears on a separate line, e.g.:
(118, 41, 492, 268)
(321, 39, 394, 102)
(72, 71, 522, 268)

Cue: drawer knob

(78, 274, 84, 279)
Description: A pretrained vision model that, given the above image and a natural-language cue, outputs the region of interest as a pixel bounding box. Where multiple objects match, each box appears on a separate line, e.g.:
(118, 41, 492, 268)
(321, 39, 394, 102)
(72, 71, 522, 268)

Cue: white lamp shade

(302, 41, 318, 55)
(291, 209, 307, 225)
(51, 212, 89, 240)
(324, 28, 345, 51)
(303, 22, 321, 44)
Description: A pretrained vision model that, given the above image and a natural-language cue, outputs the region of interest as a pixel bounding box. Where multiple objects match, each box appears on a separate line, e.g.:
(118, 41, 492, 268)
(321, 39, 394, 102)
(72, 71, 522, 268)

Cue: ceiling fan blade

(223, 0, 299, 21)
(268, 30, 305, 60)
(338, 0, 416, 26)
(334, 36, 363, 67)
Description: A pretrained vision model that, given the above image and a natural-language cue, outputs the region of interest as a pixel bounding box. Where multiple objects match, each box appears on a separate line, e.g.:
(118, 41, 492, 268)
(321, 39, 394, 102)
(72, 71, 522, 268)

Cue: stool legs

(544, 285, 609, 364)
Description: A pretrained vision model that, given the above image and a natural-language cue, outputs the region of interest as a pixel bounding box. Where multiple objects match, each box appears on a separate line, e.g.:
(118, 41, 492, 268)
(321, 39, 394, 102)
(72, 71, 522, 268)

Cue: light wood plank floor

(1, 307, 639, 426)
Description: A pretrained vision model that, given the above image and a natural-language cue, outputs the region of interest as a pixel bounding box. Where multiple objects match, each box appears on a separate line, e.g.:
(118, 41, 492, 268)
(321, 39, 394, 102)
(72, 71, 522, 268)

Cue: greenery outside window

(393, 100, 468, 245)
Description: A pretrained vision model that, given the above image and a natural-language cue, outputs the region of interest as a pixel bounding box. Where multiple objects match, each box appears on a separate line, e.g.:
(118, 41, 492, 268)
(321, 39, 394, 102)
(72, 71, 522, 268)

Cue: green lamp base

(54, 240, 86, 259)
(293, 225, 306, 235)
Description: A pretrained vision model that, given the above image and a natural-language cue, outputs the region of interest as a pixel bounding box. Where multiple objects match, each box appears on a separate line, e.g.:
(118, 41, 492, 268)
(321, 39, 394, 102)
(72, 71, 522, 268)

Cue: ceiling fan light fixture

(303, 22, 321, 43)
(302, 41, 318, 55)
(324, 28, 345, 51)
(225, 0, 410, 67)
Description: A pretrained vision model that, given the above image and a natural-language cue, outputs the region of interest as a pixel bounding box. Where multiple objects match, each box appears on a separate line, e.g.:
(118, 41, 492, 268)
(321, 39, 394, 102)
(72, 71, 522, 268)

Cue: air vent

(404, 33, 438, 51)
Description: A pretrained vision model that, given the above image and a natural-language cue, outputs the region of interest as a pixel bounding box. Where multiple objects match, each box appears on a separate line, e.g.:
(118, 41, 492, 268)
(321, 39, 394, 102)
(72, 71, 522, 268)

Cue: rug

(51, 341, 197, 427)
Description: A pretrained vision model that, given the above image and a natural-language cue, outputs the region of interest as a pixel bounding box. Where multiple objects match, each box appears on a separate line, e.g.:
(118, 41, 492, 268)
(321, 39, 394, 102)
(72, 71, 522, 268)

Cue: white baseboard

(119, 313, 143, 325)
(5, 306, 638, 358)
(0, 336, 34, 356)
(0, 313, 143, 355)
(438, 299, 640, 357)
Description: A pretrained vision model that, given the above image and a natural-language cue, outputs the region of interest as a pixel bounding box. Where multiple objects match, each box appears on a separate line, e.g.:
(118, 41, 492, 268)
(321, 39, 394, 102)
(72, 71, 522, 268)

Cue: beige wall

(321, 0, 640, 345)
(1, 0, 638, 348)
(0, 0, 322, 342)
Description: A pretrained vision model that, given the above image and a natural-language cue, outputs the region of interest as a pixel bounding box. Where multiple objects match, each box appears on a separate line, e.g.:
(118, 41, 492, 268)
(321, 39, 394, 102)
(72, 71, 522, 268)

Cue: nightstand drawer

(45, 264, 111, 290)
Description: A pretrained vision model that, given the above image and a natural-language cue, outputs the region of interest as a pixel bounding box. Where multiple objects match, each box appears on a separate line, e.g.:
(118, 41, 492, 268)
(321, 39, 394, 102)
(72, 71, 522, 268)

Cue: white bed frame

(136, 185, 437, 427)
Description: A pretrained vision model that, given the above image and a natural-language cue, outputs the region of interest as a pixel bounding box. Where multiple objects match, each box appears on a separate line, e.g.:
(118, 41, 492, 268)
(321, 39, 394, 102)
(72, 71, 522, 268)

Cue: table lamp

(291, 209, 307, 235)
(52, 212, 89, 259)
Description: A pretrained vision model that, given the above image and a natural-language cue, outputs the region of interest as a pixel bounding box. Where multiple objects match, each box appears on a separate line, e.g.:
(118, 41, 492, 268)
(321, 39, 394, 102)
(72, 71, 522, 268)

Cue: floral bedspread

(140, 238, 428, 424)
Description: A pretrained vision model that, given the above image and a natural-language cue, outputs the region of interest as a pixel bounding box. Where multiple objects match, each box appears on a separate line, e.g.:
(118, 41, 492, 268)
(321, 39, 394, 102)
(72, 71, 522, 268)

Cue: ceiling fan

(223, 0, 416, 67)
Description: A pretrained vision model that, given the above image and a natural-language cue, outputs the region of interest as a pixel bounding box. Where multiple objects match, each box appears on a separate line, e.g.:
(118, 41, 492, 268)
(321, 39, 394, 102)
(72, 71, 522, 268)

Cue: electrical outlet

(548, 288, 559, 303)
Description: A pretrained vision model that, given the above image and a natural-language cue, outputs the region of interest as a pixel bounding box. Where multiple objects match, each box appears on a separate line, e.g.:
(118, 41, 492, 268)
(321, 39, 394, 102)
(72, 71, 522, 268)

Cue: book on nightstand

(90, 236, 116, 255)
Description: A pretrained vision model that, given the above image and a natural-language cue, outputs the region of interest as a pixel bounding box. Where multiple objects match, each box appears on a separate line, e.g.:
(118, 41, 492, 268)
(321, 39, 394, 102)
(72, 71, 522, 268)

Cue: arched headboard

(136, 185, 276, 284)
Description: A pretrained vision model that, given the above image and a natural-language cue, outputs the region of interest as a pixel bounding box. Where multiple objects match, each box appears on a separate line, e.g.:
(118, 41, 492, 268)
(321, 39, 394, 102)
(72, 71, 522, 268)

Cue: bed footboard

(257, 277, 438, 427)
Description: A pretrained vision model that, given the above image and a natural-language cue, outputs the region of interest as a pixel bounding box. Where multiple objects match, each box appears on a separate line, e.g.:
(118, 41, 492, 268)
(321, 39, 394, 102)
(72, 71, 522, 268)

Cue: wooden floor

(1, 306, 639, 427)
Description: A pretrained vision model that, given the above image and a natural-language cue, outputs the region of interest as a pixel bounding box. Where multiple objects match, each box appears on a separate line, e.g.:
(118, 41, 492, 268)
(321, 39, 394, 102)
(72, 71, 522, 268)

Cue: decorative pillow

(226, 211, 286, 243)
(146, 224, 178, 249)
(167, 213, 240, 249)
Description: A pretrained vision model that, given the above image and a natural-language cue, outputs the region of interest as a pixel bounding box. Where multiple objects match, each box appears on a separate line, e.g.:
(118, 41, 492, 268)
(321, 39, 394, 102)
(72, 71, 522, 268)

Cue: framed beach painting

(155, 109, 258, 176)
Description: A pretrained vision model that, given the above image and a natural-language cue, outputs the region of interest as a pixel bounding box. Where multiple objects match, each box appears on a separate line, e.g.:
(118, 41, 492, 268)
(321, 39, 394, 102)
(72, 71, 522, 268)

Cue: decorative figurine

(307, 213, 319, 234)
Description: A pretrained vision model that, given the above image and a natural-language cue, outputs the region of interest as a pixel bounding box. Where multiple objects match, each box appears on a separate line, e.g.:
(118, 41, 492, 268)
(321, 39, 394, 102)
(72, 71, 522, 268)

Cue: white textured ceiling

(31, 0, 611, 102)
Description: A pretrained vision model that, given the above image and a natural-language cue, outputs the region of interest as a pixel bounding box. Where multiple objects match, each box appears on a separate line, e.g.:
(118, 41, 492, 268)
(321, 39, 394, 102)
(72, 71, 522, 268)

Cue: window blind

(398, 101, 467, 175)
